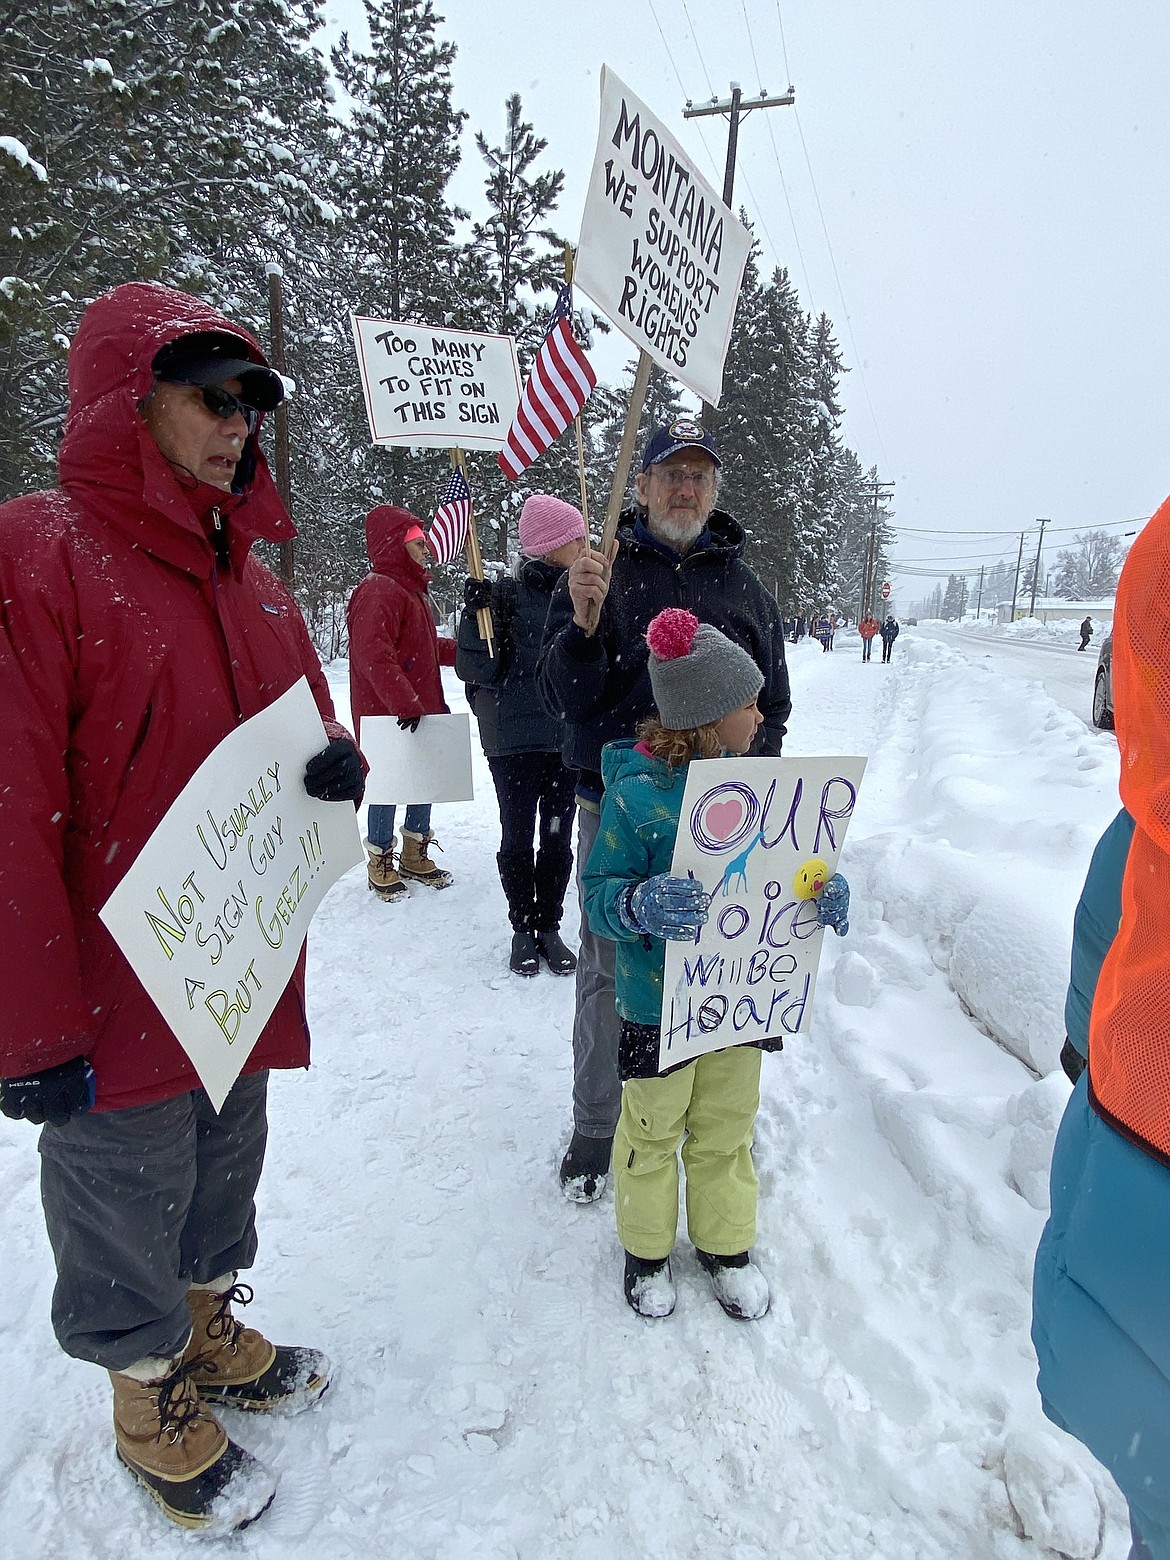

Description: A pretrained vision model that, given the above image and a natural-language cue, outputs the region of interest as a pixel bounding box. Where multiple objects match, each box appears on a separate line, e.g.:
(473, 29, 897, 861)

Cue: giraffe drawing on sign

(717, 832, 765, 897)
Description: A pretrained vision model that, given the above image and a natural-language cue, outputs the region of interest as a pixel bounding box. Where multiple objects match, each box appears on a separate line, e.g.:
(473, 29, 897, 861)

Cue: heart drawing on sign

(705, 799, 744, 843)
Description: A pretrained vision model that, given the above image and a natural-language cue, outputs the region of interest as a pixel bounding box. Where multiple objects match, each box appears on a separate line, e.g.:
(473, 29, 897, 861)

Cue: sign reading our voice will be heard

(352, 318, 521, 450)
(100, 680, 364, 1111)
(660, 755, 867, 1073)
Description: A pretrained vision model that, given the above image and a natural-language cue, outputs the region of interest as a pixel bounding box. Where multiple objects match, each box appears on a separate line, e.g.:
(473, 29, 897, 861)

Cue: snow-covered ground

(0, 625, 1133, 1559)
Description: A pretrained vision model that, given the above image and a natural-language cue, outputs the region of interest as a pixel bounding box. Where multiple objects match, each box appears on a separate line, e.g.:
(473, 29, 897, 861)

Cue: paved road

(915, 624, 1106, 728)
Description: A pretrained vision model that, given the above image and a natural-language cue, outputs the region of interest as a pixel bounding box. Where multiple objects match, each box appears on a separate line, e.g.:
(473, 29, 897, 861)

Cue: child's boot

(695, 1248, 770, 1320)
(558, 1129, 612, 1202)
(623, 1252, 676, 1318)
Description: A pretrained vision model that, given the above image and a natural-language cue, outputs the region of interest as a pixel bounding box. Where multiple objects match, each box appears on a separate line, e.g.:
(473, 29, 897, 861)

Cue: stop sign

(880, 581, 891, 600)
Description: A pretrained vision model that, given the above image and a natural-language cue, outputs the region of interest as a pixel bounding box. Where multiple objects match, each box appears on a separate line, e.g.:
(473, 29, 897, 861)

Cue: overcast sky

(322, 0, 1170, 596)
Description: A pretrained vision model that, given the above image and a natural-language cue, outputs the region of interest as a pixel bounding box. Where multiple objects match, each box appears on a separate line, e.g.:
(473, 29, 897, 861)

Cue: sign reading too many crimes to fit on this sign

(575, 67, 752, 408)
(100, 679, 364, 1110)
(351, 318, 521, 451)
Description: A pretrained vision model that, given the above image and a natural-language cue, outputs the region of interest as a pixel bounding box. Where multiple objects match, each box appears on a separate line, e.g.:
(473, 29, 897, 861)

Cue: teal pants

(614, 1045, 761, 1261)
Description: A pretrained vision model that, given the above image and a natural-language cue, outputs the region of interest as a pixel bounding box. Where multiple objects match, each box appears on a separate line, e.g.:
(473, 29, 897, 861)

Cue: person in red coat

(348, 505, 459, 896)
(0, 283, 365, 1532)
(858, 613, 880, 662)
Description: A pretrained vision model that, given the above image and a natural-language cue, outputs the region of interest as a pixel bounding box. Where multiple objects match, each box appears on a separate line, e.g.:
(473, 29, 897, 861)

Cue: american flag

(427, 467, 473, 564)
(498, 284, 596, 481)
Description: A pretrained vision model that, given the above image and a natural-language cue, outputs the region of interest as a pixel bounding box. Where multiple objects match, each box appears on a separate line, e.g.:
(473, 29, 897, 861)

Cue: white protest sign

(100, 679, 364, 1111)
(660, 755, 867, 1072)
(359, 713, 475, 806)
(575, 67, 752, 407)
(351, 318, 522, 450)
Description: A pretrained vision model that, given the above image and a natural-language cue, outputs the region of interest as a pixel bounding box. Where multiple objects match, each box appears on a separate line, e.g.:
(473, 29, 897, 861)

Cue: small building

(995, 597, 1114, 627)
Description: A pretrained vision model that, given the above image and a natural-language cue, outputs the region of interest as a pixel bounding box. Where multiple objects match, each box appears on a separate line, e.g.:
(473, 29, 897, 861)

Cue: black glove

(464, 576, 493, 612)
(396, 715, 421, 733)
(0, 1056, 95, 1127)
(304, 737, 365, 804)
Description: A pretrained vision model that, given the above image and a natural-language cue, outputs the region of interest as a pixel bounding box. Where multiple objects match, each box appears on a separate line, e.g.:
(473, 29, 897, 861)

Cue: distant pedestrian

(858, 613, 880, 662)
(793, 614, 807, 644)
(1078, 615, 1093, 651)
(880, 614, 900, 663)
(816, 614, 833, 652)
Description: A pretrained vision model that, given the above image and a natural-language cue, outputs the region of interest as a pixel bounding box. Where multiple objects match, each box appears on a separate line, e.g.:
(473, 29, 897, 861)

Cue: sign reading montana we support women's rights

(660, 755, 867, 1073)
(351, 318, 521, 450)
(100, 679, 364, 1111)
(575, 67, 752, 407)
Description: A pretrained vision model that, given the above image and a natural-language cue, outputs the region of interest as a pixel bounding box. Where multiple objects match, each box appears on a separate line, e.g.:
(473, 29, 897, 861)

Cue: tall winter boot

(533, 844, 576, 974)
(110, 1352, 276, 1533)
(365, 839, 406, 902)
(398, 829, 453, 889)
(184, 1277, 332, 1415)
(497, 849, 538, 974)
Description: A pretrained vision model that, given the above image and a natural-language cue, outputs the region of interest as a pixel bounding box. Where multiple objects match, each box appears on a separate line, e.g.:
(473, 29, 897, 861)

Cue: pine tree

(1, 0, 339, 496)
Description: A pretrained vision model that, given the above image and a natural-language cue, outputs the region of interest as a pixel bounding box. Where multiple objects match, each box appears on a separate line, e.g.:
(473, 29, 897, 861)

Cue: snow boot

(365, 840, 406, 902)
(398, 829, 453, 889)
(110, 1356, 276, 1534)
(695, 1248, 770, 1321)
(185, 1279, 332, 1415)
(535, 928, 577, 975)
(497, 848, 536, 931)
(623, 1252, 676, 1319)
(533, 845, 573, 940)
(509, 929, 540, 977)
(558, 1129, 612, 1203)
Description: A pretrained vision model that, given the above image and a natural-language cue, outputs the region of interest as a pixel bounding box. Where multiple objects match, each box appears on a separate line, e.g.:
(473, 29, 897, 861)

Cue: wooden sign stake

(583, 347, 652, 634)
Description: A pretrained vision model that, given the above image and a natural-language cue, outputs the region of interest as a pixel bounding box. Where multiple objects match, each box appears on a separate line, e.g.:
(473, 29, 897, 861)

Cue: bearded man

(537, 418, 791, 1203)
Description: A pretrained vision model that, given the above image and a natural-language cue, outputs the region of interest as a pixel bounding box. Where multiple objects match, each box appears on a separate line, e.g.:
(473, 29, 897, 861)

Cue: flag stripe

(497, 286, 596, 481)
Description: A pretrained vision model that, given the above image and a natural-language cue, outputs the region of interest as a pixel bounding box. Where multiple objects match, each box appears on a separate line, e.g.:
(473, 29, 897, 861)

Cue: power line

(773, 0, 794, 85)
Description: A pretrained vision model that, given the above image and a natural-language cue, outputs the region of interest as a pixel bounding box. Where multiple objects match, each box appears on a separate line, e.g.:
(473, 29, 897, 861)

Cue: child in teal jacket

(584, 608, 849, 1321)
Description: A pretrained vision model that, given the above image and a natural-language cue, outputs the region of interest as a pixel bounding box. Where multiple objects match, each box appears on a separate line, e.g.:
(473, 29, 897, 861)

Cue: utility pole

(859, 477, 895, 616)
(1028, 517, 1051, 618)
(1009, 531, 1025, 622)
(265, 262, 295, 590)
(684, 82, 795, 425)
(975, 564, 985, 619)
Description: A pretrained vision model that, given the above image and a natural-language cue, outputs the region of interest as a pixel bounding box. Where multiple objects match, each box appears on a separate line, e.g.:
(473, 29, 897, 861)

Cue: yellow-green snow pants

(614, 1045, 761, 1261)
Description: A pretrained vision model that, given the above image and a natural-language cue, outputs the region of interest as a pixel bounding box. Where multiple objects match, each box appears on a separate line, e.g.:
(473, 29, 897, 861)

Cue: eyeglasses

(652, 463, 715, 489)
(197, 383, 261, 433)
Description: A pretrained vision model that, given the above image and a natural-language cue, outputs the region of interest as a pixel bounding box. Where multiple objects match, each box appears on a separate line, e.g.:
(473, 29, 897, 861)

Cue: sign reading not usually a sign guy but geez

(660, 755, 866, 1073)
(100, 679, 364, 1110)
(575, 66, 752, 407)
(351, 318, 522, 450)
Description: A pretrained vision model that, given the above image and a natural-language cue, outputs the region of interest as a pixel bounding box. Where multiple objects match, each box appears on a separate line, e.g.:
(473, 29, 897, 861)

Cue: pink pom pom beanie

(644, 607, 763, 731)
(518, 494, 586, 557)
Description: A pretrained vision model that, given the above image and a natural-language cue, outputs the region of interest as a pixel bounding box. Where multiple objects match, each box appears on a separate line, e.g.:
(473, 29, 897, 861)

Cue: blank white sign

(360, 713, 475, 805)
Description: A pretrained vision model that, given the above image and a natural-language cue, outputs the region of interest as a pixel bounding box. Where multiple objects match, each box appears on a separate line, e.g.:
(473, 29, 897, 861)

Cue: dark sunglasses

(197, 383, 261, 433)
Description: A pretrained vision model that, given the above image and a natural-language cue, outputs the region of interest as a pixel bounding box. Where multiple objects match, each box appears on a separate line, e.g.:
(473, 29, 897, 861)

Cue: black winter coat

(537, 509, 791, 793)
(456, 557, 565, 757)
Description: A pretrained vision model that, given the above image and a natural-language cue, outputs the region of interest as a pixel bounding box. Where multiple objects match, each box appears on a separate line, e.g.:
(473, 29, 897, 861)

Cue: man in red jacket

(348, 505, 459, 897)
(0, 283, 364, 1533)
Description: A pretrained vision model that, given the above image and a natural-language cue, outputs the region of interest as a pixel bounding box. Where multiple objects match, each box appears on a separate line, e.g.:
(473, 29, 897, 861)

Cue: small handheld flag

(428, 467, 473, 564)
(498, 284, 597, 481)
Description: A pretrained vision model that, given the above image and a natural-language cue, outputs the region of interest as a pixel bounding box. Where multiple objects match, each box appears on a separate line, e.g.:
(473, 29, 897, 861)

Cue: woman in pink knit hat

(456, 494, 586, 976)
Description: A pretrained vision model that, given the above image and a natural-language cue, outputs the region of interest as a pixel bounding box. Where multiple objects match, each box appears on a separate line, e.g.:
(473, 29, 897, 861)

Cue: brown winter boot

(366, 840, 406, 901)
(184, 1278, 332, 1415)
(398, 828, 453, 888)
(110, 1355, 276, 1533)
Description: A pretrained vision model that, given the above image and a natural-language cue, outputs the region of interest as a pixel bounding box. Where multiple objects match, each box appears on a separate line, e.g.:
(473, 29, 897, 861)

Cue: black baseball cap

(640, 417, 721, 472)
(152, 331, 285, 411)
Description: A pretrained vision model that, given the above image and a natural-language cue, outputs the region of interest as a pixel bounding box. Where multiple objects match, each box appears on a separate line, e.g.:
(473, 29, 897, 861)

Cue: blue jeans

(367, 803, 431, 848)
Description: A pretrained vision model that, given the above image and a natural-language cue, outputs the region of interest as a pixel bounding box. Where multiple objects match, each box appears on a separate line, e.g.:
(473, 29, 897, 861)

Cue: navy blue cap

(640, 417, 721, 472)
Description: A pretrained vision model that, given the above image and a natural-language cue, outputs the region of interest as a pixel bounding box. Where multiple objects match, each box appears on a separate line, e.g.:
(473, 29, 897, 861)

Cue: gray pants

(38, 1071, 269, 1371)
(571, 804, 622, 1139)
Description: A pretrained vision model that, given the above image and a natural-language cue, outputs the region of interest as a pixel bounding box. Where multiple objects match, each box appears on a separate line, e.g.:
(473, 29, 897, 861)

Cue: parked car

(1092, 632, 1114, 729)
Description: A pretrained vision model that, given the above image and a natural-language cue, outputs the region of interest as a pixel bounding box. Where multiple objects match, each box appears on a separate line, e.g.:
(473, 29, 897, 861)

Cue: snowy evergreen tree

(941, 574, 968, 620)
(1, 0, 339, 496)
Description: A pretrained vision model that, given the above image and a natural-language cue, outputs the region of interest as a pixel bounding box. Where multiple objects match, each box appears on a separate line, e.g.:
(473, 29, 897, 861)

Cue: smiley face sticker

(792, 858, 829, 900)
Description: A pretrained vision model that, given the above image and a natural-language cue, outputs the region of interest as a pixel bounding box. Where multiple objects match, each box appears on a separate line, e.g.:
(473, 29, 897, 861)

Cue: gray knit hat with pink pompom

(644, 608, 763, 730)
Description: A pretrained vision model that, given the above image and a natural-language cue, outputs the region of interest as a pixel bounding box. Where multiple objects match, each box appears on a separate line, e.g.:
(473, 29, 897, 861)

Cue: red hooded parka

(0, 282, 348, 1108)
(347, 505, 457, 739)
